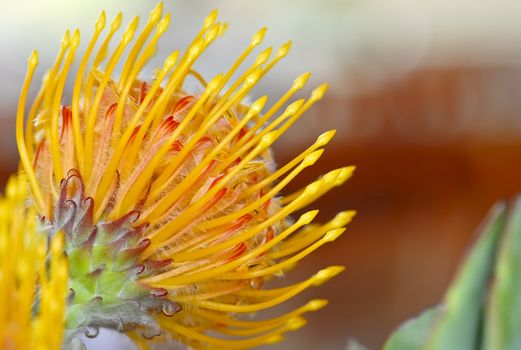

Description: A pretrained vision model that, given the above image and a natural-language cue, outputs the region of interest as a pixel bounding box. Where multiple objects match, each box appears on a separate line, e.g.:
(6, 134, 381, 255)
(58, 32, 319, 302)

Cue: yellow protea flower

(15, 3, 354, 348)
(0, 175, 68, 350)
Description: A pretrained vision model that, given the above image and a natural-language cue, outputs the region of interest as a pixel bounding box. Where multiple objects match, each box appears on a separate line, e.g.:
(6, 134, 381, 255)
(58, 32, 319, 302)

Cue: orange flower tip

(207, 74, 224, 92)
(164, 51, 179, 69)
(251, 27, 268, 47)
(293, 72, 311, 90)
(259, 131, 277, 149)
(334, 166, 356, 185)
(248, 96, 268, 115)
(111, 12, 123, 31)
(304, 180, 324, 196)
(306, 299, 329, 311)
(95, 11, 106, 30)
(313, 266, 346, 286)
(322, 166, 354, 187)
(71, 29, 81, 48)
(28, 50, 39, 68)
(204, 9, 219, 29)
(287, 99, 305, 114)
(311, 83, 329, 101)
(149, 2, 163, 22)
(287, 317, 307, 331)
(303, 150, 324, 167)
(297, 210, 319, 225)
(62, 30, 71, 46)
(122, 17, 140, 44)
(317, 129, 336, 146)
(256, 47, 272, 64)
(188, 41, 203, 59)
(277, 41, 292, 58)
(205, 24, 221, 43)
(323, 168, 342, 183)
(266, 335, 284, 345)
(332, 211, 357, 228)
(219, 22, 229, 36)
(245, 69, 263, 87)
(157, 13, 171, 34)
(324, 228, 346, 242)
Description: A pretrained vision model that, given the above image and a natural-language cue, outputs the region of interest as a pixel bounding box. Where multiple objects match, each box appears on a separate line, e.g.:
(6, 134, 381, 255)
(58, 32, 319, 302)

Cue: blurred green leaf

(483, 197, 521, 350)
(383, 202, 506, 350)
(346, 338, 370, 350)
(425, 202, 505, 350)
(383, 305, 443, 350)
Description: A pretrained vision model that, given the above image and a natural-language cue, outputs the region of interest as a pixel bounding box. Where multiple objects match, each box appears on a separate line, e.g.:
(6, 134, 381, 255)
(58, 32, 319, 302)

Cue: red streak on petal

(227, 242, 247, 261)
(209, 174, 225, 189)
(128, 125, 141, 144)
(59, 106, 72, 141)
(168, 121, 180, 133)
(201, 188, 227, 213)
(170, 140, 183, 152)
(265, 229, 275, 242)
(261, 190, 272, 212)
(230, 157, 241, 168)
(139, 82, 150, 104)
(105, 103, 118, 120)
(195, 136, 213, 149)
(237, 127, 248, 141)
(206, 159, 217, 172)
(160, 115, 173, 127)
(214, 214, 254, 244)
(33, 139, 46, 169)
(230, 214, 254, 231)
(171, 95, 193, 115)
(157, 115, 180, 139)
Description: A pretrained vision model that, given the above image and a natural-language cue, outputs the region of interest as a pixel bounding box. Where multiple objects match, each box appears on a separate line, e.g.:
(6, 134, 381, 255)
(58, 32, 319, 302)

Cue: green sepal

(383, 202, 506, 350)
(483, 196, 521, 350)
(383, 306, 443, 350)
(95, 270, 129, 303)
(426, 202, 505, 350)
(91, 244, 114, 271)
(67, 247, 92, 278)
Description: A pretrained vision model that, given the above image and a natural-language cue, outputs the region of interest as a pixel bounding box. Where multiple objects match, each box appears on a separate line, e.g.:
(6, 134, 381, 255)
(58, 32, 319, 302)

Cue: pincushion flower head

(0, 175, 68, 349)
(12, 3, 355, 348)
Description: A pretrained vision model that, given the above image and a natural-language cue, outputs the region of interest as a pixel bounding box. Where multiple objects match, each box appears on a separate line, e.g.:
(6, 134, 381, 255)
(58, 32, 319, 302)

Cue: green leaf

(483, 196, 521, 350)
(346, 338, 370, 350)
(425, 202, 505, 350)
(383, 202, 506, 350)
(383, 305, 443, 350)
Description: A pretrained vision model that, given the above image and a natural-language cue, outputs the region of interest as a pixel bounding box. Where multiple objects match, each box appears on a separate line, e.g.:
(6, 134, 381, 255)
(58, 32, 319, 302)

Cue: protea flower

(14, 3, 354, 348)
(0, 174, 68, 350)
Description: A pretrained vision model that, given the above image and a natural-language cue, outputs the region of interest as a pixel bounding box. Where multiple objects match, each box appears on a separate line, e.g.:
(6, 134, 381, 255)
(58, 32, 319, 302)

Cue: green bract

(384, 198, 521, 350)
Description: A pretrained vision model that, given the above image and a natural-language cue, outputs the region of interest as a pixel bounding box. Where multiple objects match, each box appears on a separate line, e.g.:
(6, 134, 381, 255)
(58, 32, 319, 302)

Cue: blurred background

(2, 0, 521, 349)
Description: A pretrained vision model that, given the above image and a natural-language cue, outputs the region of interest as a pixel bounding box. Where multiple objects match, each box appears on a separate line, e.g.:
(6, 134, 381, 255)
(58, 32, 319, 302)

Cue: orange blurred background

(2, 1, 521, 349)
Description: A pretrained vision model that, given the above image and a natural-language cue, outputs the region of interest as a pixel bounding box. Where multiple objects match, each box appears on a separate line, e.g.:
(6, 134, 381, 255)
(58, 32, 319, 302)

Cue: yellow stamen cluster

(15, 2, 354, 348)
(0, 175, 68, 350)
